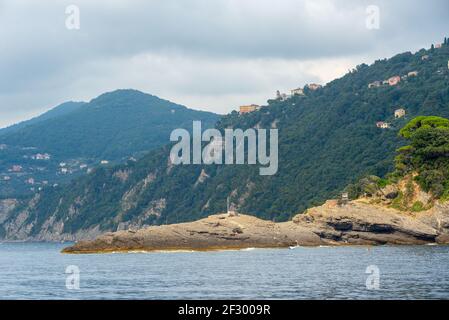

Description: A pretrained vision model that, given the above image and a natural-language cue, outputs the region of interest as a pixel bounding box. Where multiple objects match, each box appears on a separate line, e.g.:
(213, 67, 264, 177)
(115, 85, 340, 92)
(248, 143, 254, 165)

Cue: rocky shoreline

(62, 199, 449, 254)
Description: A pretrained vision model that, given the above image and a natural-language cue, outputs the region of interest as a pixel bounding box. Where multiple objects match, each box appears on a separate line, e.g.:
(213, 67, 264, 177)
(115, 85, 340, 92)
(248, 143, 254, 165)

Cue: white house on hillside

(394, 108, 406, 119)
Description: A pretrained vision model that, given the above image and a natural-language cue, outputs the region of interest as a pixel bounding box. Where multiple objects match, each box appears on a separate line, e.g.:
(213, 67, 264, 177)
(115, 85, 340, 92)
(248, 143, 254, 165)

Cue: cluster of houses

(370, 42, 449, 91)
(31, 153, 51, 160)
(0, 139, 117, 192)
(368, 71, 418, 89)
(58, 159, 107, 175)
(376, 108, 406, 129)
(25, 178, 50, 192)
(238, 83, 322, 114)
(1, 164, 51, 191)
(1, 155, 107, 193)
(9, 165, 23, 172)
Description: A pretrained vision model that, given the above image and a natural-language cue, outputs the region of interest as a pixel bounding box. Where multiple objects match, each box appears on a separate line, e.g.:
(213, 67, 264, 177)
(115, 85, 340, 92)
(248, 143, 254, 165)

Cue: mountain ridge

(0, 89, 219, 198)
(0, 101, 86, 134)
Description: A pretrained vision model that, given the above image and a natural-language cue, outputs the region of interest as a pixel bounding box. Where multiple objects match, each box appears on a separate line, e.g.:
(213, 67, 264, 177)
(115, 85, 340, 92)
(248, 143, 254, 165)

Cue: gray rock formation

(62, 199, 449, 254)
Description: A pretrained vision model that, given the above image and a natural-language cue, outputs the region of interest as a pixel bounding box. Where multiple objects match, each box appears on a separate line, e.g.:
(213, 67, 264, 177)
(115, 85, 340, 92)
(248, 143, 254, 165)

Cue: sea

(0, 242, 448, 300)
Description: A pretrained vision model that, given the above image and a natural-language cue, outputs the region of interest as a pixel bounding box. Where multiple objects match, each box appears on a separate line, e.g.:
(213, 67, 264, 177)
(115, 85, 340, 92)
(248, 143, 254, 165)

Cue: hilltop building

(100, 160, 109, 165)
(376, 122, 390, 129)
(291, 88, 305, 96)
(32, 153, 51, 160)
(394, 108, 406, 119)
(307, 83, 322, 91)
(408, 71, 418, 77)
(388, 76, 401, 86)
(435, 43, 442, 49)
(275, 90, 289, 101)
(422, 55, 429, 61)
(10, 165, 22, 172)
(368, 81, 382, 89)
(239, 104, 260, 114)
(276, 90, 281, 100)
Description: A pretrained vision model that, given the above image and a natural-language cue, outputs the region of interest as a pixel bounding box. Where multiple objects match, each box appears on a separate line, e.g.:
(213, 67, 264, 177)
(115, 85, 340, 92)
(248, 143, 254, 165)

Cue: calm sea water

(0, 242, 448, 300)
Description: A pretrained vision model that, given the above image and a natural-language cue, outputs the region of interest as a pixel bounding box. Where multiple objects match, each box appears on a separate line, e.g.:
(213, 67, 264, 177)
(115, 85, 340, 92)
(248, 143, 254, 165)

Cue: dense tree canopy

(396, 116, 449, 199)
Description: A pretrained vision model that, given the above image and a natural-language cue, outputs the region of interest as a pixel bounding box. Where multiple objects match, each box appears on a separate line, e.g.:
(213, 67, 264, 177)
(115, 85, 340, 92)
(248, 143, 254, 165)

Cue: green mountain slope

(0, 90, 218, 198)
(2, 43, 449, 240)
(0, 89, 218, 160)
(0, 101, 86, 135)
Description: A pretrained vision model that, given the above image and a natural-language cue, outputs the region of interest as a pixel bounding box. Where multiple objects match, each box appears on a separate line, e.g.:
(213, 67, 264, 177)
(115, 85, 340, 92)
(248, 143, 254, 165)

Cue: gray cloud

(0, 0, 448, 127)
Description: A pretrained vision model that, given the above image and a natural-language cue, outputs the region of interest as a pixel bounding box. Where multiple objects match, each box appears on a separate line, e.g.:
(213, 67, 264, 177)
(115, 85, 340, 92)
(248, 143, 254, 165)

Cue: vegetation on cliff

(395, 116, 449, 200)
(345, 115, 449, 211)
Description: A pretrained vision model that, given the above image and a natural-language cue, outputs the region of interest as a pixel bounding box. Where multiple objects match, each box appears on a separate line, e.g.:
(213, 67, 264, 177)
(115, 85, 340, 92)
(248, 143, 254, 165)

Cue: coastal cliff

(62, 197, 449, 254)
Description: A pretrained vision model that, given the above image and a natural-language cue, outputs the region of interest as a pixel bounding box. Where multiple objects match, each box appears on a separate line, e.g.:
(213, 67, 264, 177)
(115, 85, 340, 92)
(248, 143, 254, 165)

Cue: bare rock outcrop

(293, 200, 439, 245)
(62, 214, 324, 253)
(62, 198, 449, 254)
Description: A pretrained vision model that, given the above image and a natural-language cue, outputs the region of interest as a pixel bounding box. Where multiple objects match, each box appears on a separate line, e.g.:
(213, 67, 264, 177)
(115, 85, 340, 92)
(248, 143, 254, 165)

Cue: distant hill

(0, 90, 218, 197)
(0, 89, 218, 160)
(1, 41, 449, 240)
(0, 101, 86, 135)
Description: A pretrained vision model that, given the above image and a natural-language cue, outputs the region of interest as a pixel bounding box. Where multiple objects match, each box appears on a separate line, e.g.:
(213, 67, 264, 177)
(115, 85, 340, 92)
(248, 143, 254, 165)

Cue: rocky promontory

(62, 197, 449, 254)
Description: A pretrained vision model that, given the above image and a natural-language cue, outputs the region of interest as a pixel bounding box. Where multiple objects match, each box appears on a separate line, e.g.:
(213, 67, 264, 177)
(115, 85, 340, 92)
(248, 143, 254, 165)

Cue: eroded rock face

(62, 199, 449, 254)
(0, 199, 18, 224)
(294, 200, 439, 245)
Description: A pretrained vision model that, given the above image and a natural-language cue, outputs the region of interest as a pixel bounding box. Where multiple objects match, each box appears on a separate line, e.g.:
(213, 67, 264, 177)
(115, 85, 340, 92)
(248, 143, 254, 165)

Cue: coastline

(62, 199, 449, 254)
(61, 243, 449, 255)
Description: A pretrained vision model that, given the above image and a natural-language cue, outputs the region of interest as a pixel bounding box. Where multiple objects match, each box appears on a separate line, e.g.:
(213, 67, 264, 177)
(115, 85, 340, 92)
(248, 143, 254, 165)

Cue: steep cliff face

(0, 192, 167, 241)
(0, 199, 17, 224)
(294, 199, 449, 245)
(295, 177, 449, 245)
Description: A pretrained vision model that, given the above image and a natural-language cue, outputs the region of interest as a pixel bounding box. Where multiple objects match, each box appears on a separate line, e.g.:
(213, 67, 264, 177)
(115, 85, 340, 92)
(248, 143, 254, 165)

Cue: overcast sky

(0, 0, 448, 128)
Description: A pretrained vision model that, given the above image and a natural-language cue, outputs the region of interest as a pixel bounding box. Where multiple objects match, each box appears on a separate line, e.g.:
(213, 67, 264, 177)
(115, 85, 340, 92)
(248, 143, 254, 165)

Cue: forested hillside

(0, 90, 218, 198)
(1, 42, 449, 240)
(0, 90, 218, 160)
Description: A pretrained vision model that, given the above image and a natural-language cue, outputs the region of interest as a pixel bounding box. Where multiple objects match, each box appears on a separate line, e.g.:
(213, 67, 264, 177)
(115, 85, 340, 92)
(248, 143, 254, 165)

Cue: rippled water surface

(0, 243, 448, 299)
